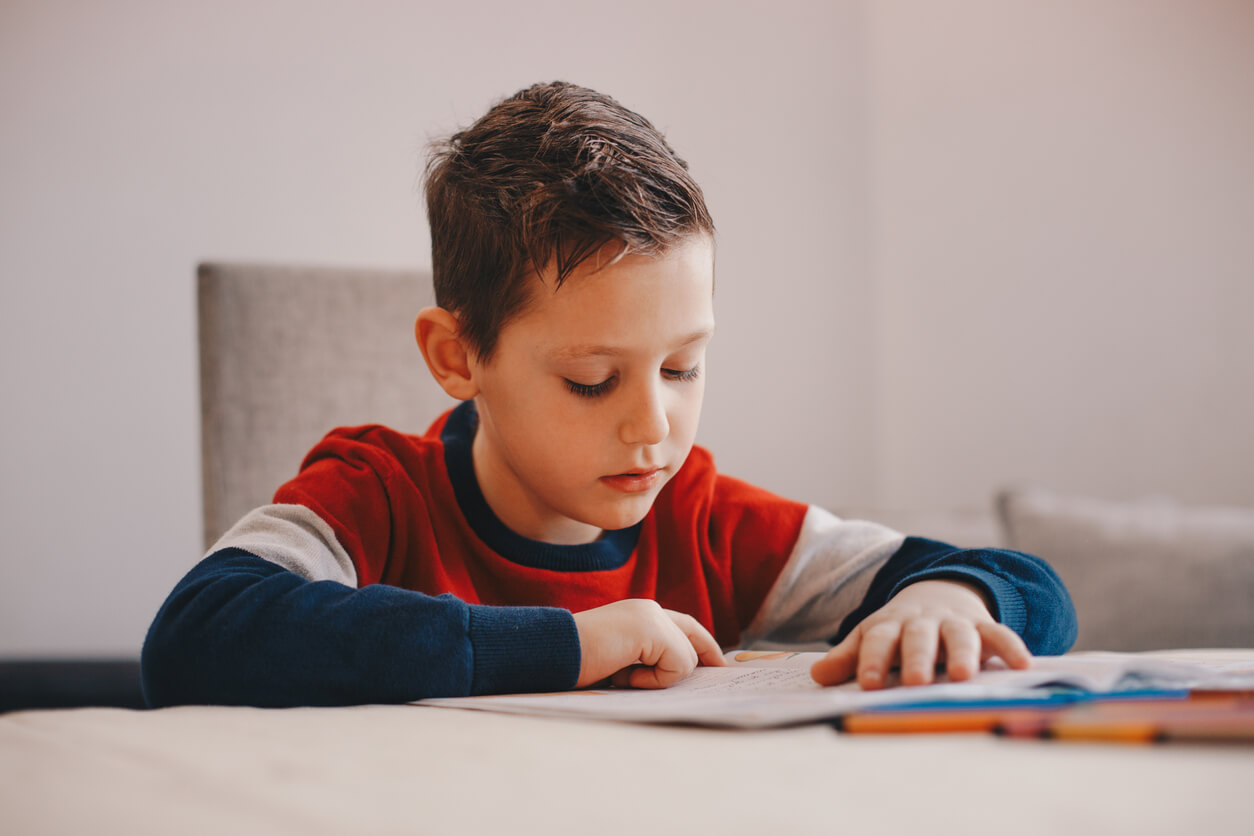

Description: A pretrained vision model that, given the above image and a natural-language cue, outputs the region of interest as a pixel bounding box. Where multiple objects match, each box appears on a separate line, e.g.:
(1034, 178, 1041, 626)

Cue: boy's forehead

(518, 239, 715, 355)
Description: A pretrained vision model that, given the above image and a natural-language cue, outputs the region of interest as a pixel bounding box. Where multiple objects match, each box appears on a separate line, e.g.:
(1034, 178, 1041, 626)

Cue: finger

(661, 614, 700, 672)
(668, 612, 727, 667)
(609, 667, 640, 688)
(938, 619, 981, 681)
(626, 657, 692, 689)
(625, 666, 669, 688)
(856, 621, 903, 690)
(898, 618, 941, 686)
(629, 623, 699, 689)
(810, 626, 862, 686)
(977, 622, 1032, 669)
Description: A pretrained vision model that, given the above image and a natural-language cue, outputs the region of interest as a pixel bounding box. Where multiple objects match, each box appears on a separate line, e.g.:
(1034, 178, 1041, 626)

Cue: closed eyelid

(564, 363, 699, 398)
(565, 376, 615, 398)
(664, 365, 702, 382)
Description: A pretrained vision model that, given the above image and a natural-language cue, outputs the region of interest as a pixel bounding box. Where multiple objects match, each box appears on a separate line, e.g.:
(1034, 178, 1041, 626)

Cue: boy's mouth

(600, 468, 664, 494)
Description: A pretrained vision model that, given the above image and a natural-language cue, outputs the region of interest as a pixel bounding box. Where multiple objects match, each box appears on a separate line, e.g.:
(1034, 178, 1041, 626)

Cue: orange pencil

(998, 697, 1254, 744)
(840, 706, 1064, 735)
(839, 689, 1192, 736)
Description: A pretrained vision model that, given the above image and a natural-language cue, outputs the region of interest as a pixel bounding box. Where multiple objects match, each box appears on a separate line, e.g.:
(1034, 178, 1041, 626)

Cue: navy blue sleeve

(141, 549, 582, 708)
(834, 538, 1077, 655)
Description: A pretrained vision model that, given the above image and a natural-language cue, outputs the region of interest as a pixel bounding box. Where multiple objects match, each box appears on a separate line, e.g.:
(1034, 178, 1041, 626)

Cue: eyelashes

(565, 366, 702, 399)
(665, 366, 702, 383)
(565, 378, 615, 398)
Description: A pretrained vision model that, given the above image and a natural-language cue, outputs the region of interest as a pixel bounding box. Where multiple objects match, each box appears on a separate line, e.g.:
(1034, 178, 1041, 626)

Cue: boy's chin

(585, 496, 657, 533)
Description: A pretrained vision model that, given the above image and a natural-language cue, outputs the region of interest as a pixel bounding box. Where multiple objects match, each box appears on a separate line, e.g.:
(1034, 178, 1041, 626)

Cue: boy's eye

(565, 366, 700, 398)
(565, 377, 615, 398)
(663, 365, 702, 383)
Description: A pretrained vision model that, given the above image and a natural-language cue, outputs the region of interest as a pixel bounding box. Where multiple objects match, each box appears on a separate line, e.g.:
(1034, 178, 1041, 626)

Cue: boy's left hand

(810, 579, 1032, 690)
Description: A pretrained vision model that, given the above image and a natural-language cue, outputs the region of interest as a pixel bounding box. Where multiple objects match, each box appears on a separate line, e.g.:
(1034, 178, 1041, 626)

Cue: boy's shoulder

(292, 409, 456, 485)
(273, 411, 460, 539)
(310, 408, 453, 453)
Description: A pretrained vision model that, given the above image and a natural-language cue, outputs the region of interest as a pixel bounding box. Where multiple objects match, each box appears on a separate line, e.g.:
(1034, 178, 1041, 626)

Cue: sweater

(142, 400, 1076, 707)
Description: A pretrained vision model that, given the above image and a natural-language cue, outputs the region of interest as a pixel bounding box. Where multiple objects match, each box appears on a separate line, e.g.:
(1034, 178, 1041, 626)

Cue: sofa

(841, 486, 1254, 652)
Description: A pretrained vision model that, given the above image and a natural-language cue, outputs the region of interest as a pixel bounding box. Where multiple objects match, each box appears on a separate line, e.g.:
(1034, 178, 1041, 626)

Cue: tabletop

(4, 651, 1254, 836)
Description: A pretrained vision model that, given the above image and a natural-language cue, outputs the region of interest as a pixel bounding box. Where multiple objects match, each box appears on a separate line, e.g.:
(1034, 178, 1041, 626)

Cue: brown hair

(424, 81, 714, 360)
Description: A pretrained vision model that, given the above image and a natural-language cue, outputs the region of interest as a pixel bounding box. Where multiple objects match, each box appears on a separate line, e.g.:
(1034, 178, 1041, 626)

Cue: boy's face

(469, 235, 715, 545)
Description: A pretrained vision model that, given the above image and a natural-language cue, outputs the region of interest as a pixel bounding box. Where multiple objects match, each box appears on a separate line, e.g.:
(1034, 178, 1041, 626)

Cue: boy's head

(418, 82, 716, 545)
(423, 80, 714, 361)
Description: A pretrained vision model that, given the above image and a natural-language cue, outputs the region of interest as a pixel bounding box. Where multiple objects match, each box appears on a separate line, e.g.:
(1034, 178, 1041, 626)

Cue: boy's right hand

(572, 599, 726, 689)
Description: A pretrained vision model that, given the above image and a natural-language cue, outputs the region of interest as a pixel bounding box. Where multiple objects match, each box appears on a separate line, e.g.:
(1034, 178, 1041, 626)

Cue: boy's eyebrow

(547, 328, 715, 361)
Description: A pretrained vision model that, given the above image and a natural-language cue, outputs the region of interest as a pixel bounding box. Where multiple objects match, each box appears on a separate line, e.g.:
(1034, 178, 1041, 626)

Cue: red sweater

(141, 401, 1076, 707)
(274, 406, 809, 648)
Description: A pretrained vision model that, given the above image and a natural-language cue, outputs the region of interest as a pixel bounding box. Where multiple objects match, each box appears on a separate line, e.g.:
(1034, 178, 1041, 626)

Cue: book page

(414, 650, 1241, 729)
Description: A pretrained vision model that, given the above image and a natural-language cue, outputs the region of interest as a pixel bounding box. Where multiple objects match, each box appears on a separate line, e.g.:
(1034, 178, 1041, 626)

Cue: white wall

(867, 0, 1254, 509)
(0, 0, 870, 656)
(2, 1, 1251, 658)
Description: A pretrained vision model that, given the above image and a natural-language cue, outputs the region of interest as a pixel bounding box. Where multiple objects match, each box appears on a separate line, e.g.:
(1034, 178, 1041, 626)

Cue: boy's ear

(415, 307, 479, 400)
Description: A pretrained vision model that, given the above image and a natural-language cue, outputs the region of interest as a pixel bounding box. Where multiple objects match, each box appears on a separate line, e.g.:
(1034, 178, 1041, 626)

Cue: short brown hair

(424, 81, 715, 360)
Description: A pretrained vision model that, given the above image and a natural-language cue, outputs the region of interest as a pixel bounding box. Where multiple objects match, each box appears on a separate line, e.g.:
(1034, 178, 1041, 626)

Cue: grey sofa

(841, 489, 1254, 652)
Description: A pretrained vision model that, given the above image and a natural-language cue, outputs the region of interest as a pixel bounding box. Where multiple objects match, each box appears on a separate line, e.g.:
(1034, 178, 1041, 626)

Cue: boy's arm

(738, 508, 1077, 686)
(142, 506, 726, 706)
(141, 507, 581, 707)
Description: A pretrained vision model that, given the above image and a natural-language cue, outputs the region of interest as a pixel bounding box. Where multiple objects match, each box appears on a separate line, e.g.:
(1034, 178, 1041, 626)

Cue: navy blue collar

(440, 400, 640, 572)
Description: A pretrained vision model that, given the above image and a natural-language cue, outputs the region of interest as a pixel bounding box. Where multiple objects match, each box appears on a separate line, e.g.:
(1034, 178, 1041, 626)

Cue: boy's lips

(600, 468, 664, 493)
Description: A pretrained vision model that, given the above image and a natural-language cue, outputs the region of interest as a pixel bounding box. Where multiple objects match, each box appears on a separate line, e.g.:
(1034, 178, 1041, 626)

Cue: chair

(197, 262, 454, 549)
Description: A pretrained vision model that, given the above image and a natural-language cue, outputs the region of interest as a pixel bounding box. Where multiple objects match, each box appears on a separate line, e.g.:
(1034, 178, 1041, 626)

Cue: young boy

(142, 81, 1076, 707)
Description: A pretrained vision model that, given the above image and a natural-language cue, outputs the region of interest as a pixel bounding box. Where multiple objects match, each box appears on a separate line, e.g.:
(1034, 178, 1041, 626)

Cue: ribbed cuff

(891, 567, 1028, 636)
(466, 605, 582, 696)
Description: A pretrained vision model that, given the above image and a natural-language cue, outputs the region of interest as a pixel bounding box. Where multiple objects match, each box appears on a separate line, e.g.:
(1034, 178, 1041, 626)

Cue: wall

(867, 0, 1254, 509)
(2, 1, 1251, 658)
(0, 0, 870, 656)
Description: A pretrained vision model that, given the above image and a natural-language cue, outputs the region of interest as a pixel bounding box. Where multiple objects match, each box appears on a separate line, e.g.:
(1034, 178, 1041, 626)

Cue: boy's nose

(619, 382, 669, 446)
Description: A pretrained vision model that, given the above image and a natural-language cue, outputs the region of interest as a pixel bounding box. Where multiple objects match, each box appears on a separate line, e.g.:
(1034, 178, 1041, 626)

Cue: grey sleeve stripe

(207, 504, 359, 587)
(741, 506, 905, 647)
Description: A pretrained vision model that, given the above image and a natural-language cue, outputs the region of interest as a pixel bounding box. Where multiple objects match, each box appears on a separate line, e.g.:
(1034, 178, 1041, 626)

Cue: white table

(4, 651, 1253, 836)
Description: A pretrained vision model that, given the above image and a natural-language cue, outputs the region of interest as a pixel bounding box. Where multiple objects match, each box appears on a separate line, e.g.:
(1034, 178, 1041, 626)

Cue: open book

(415, 649, 1253, 729)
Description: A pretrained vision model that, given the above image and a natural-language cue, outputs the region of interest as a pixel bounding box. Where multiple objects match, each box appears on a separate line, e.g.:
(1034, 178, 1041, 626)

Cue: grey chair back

(197, 262, 454, 549)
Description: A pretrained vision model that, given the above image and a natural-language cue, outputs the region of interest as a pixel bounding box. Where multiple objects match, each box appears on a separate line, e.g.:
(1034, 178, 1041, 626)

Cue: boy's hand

(572, 599, 727, 689)
(810, 579, 1032, 690)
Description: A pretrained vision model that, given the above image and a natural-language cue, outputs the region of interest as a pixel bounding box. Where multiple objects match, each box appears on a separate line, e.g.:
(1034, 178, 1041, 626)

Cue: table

(4, 651, 1254, 836)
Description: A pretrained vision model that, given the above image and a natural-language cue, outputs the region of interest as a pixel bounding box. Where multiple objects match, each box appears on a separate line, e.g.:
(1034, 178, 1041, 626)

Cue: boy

(142, 82, 1076, 707)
